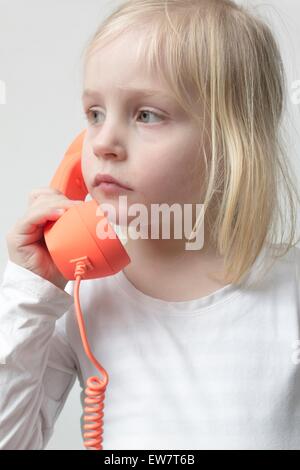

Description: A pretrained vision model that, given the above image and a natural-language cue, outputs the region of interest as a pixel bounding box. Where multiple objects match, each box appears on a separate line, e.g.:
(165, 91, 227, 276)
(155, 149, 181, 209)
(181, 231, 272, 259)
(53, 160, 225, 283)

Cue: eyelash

(83, 108, 164, 126)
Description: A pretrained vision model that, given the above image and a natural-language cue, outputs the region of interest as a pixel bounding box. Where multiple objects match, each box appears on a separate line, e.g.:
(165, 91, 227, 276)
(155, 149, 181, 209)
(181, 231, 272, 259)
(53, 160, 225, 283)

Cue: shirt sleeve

(0, 260, 78, 450)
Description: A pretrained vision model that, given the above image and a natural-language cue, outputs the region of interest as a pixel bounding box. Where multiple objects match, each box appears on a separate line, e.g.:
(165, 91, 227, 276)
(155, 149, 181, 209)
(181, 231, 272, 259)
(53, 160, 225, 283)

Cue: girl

(1, 0, 300, 450)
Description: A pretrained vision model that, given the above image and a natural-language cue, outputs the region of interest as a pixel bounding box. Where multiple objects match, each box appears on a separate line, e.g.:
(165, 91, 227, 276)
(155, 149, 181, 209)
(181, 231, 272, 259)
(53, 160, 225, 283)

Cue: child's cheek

(80, 155, 91, 192)
(80, 140, 94, 191)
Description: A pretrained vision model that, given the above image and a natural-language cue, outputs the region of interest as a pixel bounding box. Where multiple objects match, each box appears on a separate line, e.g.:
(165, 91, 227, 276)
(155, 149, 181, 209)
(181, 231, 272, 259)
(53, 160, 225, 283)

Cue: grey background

(0, 0, 299, 450)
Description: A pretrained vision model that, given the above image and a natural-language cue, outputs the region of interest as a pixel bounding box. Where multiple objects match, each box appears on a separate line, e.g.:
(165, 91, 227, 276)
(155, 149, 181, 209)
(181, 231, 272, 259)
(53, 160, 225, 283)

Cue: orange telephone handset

(43, 129, 131, 451)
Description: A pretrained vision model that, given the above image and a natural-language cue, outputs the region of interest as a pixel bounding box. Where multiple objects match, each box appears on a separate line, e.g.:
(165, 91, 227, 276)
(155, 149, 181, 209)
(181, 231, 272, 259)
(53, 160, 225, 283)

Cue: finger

(28, 187, 62, 206)
(16, 207, 69, 235)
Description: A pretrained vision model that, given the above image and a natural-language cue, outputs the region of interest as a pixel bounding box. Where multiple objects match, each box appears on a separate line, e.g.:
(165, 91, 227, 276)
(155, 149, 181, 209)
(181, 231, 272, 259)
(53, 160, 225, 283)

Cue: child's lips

(95, 182, 132, 195)
(92, 173, 132, 190)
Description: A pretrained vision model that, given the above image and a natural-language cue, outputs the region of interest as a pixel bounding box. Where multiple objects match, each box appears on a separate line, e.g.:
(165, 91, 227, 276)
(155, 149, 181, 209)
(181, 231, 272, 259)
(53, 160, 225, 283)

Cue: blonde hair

(82, 0, 300, 286)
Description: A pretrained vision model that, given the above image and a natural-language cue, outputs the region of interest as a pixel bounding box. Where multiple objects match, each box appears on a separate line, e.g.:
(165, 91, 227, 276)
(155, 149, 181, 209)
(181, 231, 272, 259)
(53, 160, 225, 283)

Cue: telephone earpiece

(43, 129, 131, 280)
(43, 130, 131, 451)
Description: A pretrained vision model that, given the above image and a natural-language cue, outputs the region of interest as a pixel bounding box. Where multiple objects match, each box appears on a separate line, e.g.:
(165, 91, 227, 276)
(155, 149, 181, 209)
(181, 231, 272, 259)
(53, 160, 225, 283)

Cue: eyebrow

(82, 87, 173, 100)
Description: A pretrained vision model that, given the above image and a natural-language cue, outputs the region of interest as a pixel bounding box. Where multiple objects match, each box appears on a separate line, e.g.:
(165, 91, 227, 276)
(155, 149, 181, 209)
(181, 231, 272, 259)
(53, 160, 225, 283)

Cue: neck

(120, 220, 225, 283)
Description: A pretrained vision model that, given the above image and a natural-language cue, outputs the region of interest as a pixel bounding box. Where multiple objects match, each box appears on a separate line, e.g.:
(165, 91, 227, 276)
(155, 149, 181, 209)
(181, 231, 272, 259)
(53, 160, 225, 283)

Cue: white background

(0, 0, 299, 450)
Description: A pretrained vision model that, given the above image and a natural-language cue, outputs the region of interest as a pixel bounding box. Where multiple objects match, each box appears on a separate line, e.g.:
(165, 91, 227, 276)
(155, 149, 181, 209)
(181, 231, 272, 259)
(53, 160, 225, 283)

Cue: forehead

(83, 27, 204, 121)
(84, 28, 169, 94)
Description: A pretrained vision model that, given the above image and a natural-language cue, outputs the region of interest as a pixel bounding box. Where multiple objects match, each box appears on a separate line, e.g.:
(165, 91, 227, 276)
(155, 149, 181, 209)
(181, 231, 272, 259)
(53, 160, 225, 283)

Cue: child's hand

(6, 187, 83, 291)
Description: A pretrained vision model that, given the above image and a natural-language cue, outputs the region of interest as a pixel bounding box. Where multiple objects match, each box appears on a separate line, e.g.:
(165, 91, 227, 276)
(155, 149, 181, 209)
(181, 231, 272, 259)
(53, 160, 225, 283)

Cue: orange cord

(72, 258, 109, 450)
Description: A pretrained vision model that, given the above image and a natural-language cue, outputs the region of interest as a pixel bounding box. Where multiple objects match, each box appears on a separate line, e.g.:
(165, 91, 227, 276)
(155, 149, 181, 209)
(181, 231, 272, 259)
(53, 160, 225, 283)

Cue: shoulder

(272, 243, 300, 270)
(262, 243, 300, 285)
(246, 242, 300, 291)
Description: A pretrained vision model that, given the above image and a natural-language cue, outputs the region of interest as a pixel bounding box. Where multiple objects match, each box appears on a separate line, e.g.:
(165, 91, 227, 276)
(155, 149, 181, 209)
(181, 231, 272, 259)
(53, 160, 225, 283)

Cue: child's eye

(136, 110, 163, 124)
(84, 108, 163, 126)
(83, 109, 102, 125)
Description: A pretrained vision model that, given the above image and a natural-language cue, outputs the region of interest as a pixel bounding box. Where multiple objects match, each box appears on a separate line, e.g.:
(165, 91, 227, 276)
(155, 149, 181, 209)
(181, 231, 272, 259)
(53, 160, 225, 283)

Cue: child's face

(81, 29, 207, 225)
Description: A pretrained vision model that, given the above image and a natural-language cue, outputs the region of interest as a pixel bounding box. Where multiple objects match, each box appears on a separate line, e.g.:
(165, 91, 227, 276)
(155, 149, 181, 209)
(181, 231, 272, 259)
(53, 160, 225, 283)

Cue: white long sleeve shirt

(0, 242, 300, 450)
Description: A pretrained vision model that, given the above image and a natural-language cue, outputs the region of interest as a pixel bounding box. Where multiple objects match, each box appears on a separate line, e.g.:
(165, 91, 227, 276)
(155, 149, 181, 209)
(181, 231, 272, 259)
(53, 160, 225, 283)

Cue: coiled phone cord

(72, 257, 109, 451)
